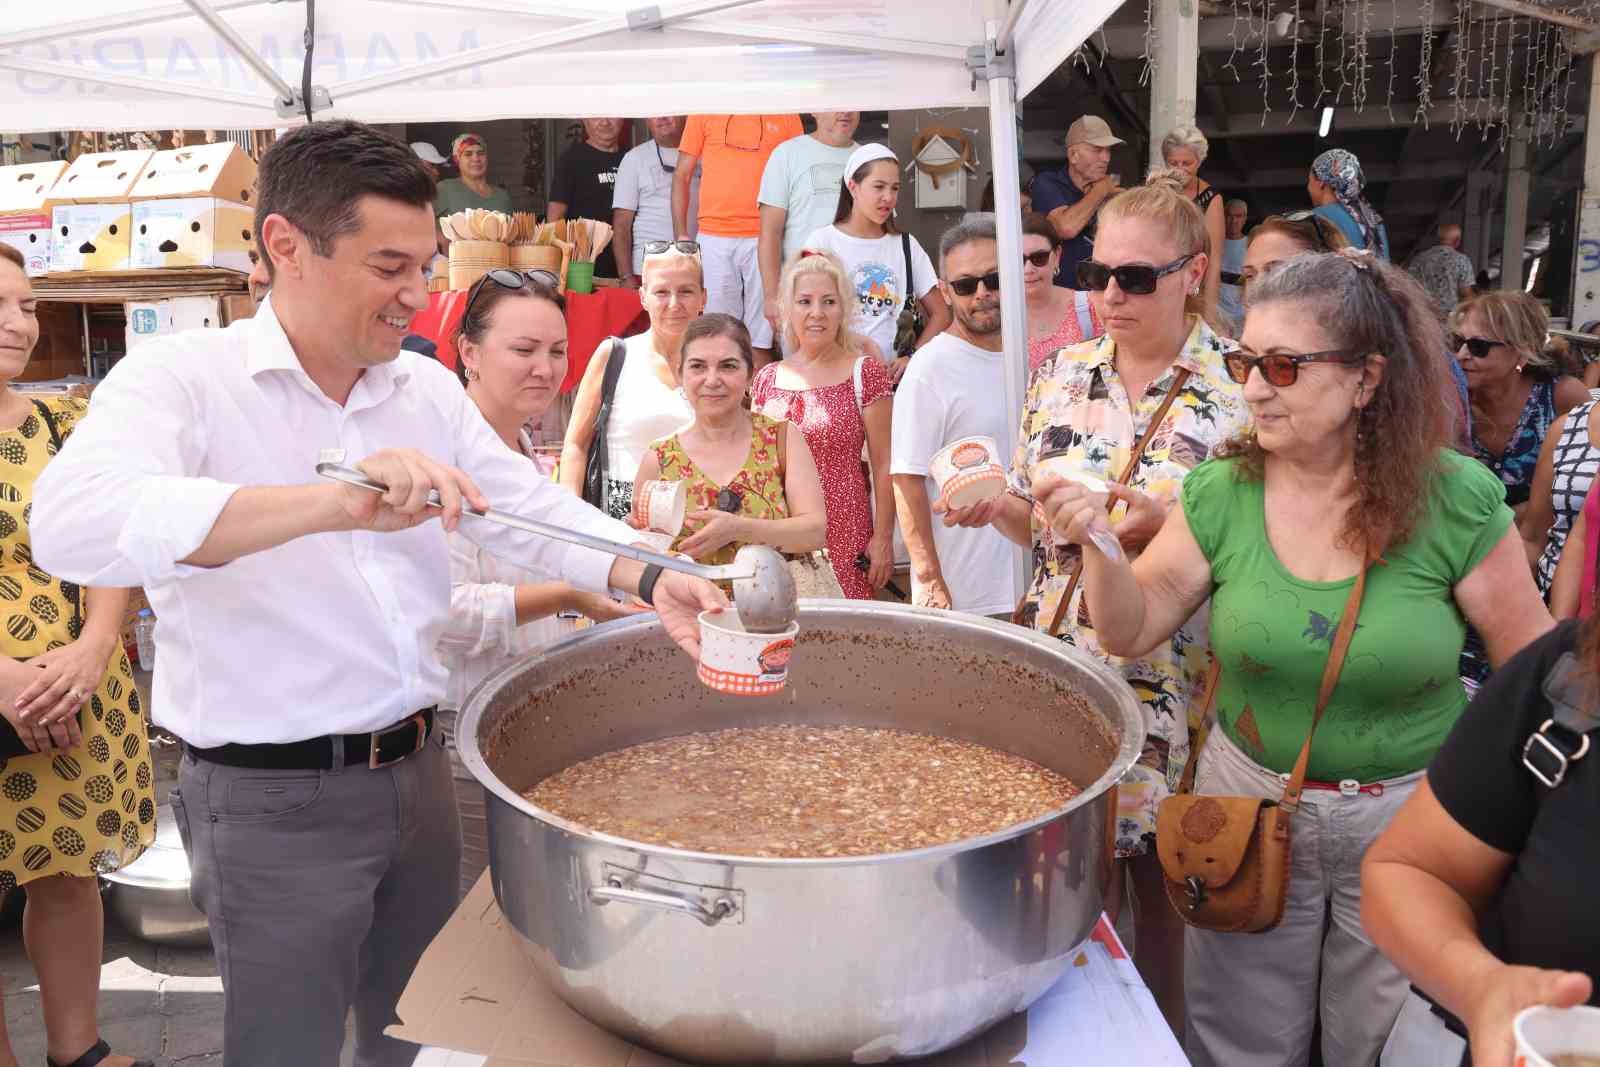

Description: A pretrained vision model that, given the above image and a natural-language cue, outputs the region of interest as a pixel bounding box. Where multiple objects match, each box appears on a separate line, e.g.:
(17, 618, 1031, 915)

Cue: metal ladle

(315, 462, 798, 632)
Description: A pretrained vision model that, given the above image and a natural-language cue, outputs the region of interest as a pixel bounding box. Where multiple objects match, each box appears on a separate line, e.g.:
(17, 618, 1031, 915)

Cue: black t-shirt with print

(550, 142, 625, 277)
(1428, 619, 1600, 1000)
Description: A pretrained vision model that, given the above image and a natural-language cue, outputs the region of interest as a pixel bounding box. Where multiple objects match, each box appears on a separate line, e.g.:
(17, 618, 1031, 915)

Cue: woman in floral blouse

(941, 169, 1250, 1028)
(632, 314, 826, 572)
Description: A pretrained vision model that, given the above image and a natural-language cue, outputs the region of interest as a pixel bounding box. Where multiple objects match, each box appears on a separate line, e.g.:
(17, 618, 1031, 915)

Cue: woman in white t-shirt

(802, 143, 950, 384)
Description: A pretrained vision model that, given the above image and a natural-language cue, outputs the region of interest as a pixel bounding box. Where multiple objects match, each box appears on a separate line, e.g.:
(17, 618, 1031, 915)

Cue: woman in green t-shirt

(1037, 251, 1553, 1067)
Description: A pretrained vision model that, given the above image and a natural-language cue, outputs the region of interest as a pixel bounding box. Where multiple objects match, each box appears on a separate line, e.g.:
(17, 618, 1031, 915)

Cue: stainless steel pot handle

(590, 876, 738, 927)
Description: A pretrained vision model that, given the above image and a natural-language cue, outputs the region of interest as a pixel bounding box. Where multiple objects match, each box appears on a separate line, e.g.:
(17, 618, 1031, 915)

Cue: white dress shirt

(31, 297, 636, 747)
(437, 435, 577, 712)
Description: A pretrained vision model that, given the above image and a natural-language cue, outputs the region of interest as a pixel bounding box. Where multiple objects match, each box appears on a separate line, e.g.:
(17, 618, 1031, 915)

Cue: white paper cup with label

(697, 609, 799, 697)
(638, 479, 688, 535)
(1514, 1005, 1600, 1067)
(931, 436, 1006, 511)
(632, 530, 677, 554)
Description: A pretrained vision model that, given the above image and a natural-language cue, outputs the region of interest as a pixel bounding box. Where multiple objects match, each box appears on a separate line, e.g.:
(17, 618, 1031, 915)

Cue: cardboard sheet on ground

(394, 874, 1190, 1067)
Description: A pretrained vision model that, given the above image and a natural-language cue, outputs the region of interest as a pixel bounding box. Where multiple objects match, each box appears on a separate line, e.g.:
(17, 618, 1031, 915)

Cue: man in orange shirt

(672, 114, 803, 366)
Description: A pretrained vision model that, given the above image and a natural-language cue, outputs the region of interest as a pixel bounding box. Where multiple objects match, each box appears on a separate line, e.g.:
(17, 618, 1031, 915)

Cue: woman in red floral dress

(750, 251, 895, 598)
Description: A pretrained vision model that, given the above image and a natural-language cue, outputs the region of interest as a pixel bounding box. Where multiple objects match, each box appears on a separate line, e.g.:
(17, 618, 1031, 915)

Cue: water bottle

(133, 608, 155, 670)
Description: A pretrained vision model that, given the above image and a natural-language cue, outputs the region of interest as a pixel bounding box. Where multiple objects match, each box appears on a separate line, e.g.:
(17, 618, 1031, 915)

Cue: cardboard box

(130, 142, 257, 204)
(55, 149, 151, 204)
(131, 198, 254, 272)
(0, 160, 68, 215)
(391, 875, 1188, 1067)
(50, 203, 133, 272)
(169, 295, 222, 330)
(124, 300, 171, 351)
(0, 214, 51, 277)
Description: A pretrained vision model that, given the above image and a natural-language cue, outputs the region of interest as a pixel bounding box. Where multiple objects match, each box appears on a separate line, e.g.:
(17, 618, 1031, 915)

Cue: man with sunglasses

(613, 116, 698, 288)
(28, 121, 726, 1067)
(674, 114, 804, 366)
(891, 215, 1023, 617)
(1030, 115, 1125, 292)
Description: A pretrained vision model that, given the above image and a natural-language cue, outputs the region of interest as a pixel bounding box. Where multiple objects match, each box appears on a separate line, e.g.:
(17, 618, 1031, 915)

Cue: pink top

(1581, 485, 1600, 618)
(750, 357, 893, 599)
(1028, 295, 1101, 371)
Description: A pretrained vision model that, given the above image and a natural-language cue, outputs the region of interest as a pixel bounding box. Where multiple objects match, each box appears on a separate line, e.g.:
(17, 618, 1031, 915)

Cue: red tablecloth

(411, 287, 648, 393)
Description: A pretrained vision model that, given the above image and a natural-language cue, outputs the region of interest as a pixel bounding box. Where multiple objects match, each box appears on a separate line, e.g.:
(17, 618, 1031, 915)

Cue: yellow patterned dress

(652, 413, 789, 572)
(0, 396, 152, 892)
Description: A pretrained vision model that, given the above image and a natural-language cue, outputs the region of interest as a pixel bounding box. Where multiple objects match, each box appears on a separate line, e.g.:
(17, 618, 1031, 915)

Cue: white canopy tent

(0, 0, 1122, 594)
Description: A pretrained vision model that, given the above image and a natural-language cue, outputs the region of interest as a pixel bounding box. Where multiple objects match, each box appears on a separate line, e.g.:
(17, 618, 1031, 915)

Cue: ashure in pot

(458, 602, 1142, 1065)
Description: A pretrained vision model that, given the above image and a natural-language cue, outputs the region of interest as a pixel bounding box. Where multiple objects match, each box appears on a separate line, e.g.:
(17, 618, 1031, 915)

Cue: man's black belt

(188, 708, 436, 771)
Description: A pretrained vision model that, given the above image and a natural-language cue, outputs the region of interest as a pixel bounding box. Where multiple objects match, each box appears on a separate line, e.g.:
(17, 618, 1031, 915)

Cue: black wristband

(637, 563, 664, 606)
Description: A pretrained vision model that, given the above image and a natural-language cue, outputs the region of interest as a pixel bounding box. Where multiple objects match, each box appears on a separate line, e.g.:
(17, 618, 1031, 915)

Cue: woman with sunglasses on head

(939, 168, 1249, 1028)
(800, 143, 950, 385)
(1023, 212, 1100, 372)
(631, 314, 827, 580)
(1160, 126, 1226, 314)
(437, 269, 644, 896)
(560, 244, 702, 519)
(1040, 250, 1551, 1067)
(750, 251, 895, 599)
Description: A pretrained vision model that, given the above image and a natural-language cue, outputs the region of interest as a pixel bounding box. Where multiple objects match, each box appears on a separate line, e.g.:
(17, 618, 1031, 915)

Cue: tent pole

(983, 13, 1031, 603)
(181, 0, 300, 106)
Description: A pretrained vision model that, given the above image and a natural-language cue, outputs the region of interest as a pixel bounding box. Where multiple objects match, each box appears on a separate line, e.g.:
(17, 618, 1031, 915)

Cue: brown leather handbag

(1155, 550, 1376, 933)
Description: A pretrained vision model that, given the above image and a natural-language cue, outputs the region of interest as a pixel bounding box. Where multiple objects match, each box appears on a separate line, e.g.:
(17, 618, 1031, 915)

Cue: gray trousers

(1183, 728, 1419, 1067)
(170, 729, 461, 1067)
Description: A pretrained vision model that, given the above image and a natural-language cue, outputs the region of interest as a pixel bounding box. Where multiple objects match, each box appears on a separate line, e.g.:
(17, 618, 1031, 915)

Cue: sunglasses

(655, 142, 676, 174)
(1075, 253, 1196, 295)
(1024, 249, 1053, 268)
(1449, 333, 1505, 359)
(461, 268, 561, 326)
(715, 487, 744, 514)
(1277, 210, 1336, 252)
(948, 270, 1002, 297)
(643, 239, 701, 256)
(721, 115, 763, 152)
(1223, 346, 1367, 387)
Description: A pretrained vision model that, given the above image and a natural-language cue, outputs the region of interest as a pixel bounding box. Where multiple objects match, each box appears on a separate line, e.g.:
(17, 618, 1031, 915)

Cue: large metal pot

(458, 602, 1141, 1064)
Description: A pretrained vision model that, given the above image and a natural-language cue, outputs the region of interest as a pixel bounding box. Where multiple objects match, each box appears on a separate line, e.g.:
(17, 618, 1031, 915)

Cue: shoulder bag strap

(852, 355, 866, 413)
(1176, 655, 1224, 794)
(1272, 550, 1379, 837)
(586, 336, 627, 489)
(1042, 367, 1192, 637)
(30, 399, 81, 632)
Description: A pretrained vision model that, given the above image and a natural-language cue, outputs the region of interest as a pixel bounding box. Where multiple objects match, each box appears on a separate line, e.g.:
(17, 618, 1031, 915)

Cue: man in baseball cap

(1030, 115, 1126, 290)
(409, 141, 447, 178)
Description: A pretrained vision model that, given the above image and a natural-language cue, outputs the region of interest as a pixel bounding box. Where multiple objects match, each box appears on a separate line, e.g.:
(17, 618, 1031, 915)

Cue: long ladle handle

(314, 462, 748, 583)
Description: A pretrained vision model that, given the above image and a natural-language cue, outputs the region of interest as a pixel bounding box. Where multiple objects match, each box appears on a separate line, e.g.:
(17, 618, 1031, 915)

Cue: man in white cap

(1030, 115, 1125, 290)
(410, 141, 447, 180)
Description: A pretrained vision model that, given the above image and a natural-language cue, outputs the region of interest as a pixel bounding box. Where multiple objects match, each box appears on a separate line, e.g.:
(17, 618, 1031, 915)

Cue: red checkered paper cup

(931, 436, 1005, 511)
(636, 479, 688, 535)
(696, 609, 800, 697)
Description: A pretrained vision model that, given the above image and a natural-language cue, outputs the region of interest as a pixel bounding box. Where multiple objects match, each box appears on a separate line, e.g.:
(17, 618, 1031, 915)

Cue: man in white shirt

(757, 112, 859, 339)
(890, 214, 1022, 616)
(612, 115, 699, 286)
(31, 121, 722, 1067)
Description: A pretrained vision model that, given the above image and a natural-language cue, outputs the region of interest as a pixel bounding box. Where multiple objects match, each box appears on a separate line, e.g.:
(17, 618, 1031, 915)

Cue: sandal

(45, 1038, 153, 1067)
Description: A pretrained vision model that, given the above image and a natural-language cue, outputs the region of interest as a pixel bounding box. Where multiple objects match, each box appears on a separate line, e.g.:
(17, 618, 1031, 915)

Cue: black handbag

(581, 336, 627, 512)
(0, 400, 84, 760)
(893, 231, 924, 358)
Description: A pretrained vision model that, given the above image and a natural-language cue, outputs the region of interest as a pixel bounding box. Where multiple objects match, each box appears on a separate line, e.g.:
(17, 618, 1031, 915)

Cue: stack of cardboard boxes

(0, 160, 67, 277)
(48, 148, 151, 273)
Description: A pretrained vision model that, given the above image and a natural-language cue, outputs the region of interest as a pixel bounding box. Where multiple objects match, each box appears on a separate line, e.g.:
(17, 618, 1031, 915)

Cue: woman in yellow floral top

(632, 314, 826, 572)
(940, 170, 1249, 1028)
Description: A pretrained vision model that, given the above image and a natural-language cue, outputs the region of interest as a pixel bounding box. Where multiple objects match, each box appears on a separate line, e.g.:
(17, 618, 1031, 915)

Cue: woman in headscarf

(1308, 148, 1391, 260)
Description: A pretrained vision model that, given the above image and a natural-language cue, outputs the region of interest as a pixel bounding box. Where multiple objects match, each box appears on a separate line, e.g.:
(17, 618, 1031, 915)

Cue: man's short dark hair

(254, 120, 436, 280)
(939, 214, 998, 277)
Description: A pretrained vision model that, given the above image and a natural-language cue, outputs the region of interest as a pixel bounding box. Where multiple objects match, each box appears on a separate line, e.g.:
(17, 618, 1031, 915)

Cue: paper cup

(931, 435, 1006, 510)
(637, 479, 688, 536)
(1515, 1005, 1600, 1067)
(696, 610, 799, 697)
(1035, 454, 1111, 513)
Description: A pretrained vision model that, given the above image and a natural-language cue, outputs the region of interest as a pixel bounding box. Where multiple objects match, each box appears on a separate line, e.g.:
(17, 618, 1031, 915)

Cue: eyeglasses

(1449, 333, 1505, 359)
(643, 239, 701, 257)
(947, 271, 1002, 297)
(1075, 253, 1196, 295)
(1223, 345, 1368, 387)
(715, 487, 744, 514)
(1276, 210, 1335, 252)
(460, 268, 561, 328)
(655, 142, 675, 174)
(720, 116, 763, 152)
(1024, 249, 1053, 268)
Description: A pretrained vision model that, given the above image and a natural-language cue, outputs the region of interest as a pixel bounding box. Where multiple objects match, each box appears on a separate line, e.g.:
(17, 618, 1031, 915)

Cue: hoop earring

(464, 366, 479, 382)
